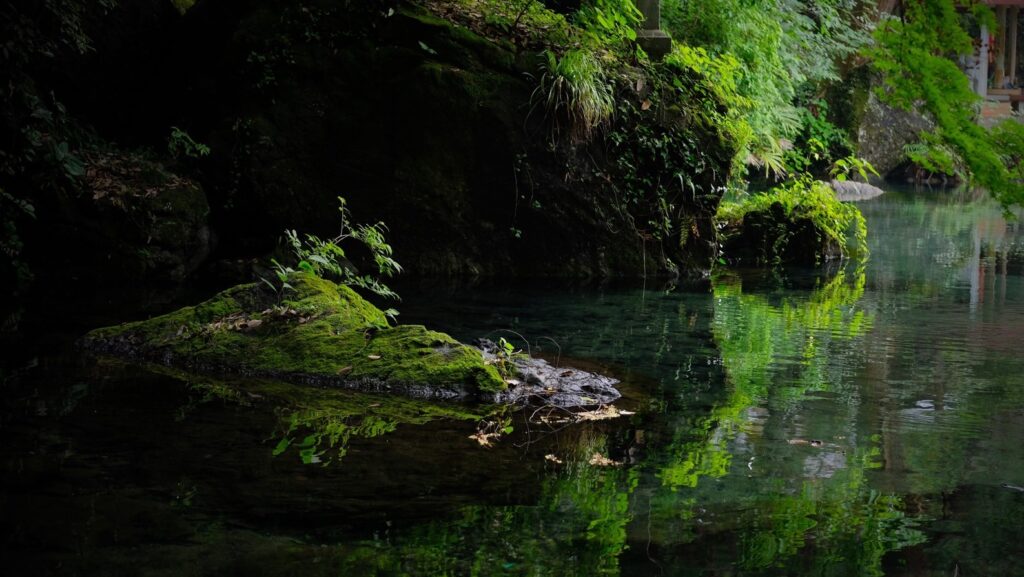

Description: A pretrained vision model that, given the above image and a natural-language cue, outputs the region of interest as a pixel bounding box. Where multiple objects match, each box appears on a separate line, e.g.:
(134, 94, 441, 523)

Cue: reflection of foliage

(150, 363, 487, 466)
(712, 268, 871, 404)
(273, 410, 398, 465)
(334, 428, 637, 576)
(657, 406, 739, 489)
(739, 447, 926, 575)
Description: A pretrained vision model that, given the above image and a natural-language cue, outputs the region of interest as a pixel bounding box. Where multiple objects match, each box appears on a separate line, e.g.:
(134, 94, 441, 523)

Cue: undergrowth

(718, 177, 868, 260)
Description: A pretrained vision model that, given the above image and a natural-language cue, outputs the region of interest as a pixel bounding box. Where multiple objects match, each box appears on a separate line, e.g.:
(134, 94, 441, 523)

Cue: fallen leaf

(469, 432, 500, 448)
(545, 454, 563, 464)
(368, 354, 382, 360)
(589, 452, 621, 467)
(337, 365, 353, 376)
(641, 99, 652, 111)
(577, 405, 635, 422)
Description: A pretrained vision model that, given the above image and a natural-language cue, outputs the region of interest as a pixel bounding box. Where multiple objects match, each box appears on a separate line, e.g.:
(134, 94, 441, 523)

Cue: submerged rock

(82, 273, 620, 407)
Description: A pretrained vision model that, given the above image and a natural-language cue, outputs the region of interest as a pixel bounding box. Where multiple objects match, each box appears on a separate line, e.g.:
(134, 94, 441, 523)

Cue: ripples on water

(2, 187, 1024, 576)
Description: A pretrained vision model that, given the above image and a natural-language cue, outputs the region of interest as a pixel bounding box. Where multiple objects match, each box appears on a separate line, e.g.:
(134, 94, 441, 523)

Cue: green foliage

(459, 0, 572, 44)
(493, 337, 520, 379)
(784, 100, 855, 175)
(604, 78, 723, 243)
(0, 0, 117, 291)
(274, 197, 402, 311)
(0, 188, 36, 289)
(167, 127, 210, 160)
(719, 176, 869, 260)
(830, 155, 879, 183)
(662, 0, 873, 177)
(868, 0, 1024, 208)
(171, 0, 197, 15)
(574, 0, 643, 50)
(532, 49, 615, 142)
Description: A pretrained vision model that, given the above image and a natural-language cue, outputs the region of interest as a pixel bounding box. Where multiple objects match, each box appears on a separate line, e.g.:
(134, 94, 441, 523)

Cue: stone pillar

(996, 6, 1007, 87)
(1010, 8, 1019, 86)
(636, 0, 671, 61)
(977, 25, 990, 96)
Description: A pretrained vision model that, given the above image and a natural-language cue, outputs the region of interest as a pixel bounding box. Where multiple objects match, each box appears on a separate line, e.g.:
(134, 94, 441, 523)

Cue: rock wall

(856, 92, 934, 179)
(171, 0, 734, 279)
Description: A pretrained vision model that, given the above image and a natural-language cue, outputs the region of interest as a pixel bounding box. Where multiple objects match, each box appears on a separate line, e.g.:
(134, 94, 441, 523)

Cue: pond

(2, 186, 1024, 576)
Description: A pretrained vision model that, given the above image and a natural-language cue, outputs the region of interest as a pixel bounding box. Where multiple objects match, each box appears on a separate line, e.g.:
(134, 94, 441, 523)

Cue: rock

(476, 339, 621, 407)
(82, 273, 621, 407)
(856, 92, 933, 179)
(82, 273, 507, 402)
(829, 180, 885, 202)
(723, 202, 843, 266)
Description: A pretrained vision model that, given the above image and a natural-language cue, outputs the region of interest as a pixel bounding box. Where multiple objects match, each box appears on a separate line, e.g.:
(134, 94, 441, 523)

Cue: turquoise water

(2, 187, 1024, 575)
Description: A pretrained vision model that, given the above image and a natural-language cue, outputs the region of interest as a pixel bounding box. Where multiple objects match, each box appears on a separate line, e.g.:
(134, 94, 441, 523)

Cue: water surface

(2, 187, 1024, 576)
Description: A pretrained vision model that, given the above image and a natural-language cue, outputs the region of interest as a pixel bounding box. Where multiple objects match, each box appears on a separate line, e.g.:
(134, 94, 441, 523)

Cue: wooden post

(1010, 8, 1019, 86)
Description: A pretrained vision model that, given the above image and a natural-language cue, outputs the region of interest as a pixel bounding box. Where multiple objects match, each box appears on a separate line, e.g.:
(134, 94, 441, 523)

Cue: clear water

(3, 187, 1024, 576)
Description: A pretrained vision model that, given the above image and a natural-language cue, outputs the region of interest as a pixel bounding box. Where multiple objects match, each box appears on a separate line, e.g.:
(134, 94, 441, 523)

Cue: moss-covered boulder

(723, 201, 844, 266)
(83, 273, 506, 400)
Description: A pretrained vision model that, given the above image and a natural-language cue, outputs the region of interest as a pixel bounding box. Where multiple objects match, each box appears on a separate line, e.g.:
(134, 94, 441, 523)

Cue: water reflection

(3, 188, 1024, 575)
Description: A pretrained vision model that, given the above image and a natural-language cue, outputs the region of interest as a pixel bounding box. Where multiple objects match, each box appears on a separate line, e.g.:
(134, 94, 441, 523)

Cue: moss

(84, 272, 506, 399)
(397, 7, 516, 71)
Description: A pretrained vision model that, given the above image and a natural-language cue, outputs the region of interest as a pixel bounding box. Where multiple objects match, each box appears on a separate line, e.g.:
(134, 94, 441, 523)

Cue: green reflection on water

(7, 189, 1024, 576)
(329, 265, 929, 577)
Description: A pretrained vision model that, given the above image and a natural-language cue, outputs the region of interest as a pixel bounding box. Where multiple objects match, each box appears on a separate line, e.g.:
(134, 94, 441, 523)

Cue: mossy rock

(83, 273, 506, 400)
(722, 202, 843, 267)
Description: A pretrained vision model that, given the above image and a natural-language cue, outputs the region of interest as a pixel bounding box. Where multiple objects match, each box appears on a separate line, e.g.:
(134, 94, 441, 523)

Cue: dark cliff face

(158, 0, 735, 279)
(6, 0, 735, 303)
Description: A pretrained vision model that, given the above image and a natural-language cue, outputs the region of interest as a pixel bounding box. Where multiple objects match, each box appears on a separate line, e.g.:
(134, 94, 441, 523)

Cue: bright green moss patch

(84, 272, 505, 399)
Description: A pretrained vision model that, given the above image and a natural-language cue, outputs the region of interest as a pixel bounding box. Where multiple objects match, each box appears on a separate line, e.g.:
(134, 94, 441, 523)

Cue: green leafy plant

(266, 197, 402, 320)
(171, 0, 196, 14)
(493, 337, 520, 379)
(532, 48, 615, 142)
(574, 0, 643, 50)
(662, 0, 872, 179)
(830, 155, 879, 183)
(718, 175, 868, 261)
(167, 126, 210, 160)
(784, 100, 854, 176)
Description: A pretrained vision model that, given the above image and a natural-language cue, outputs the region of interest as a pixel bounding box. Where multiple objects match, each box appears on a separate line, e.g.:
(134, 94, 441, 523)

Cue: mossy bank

(83, 273, 507, 401)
